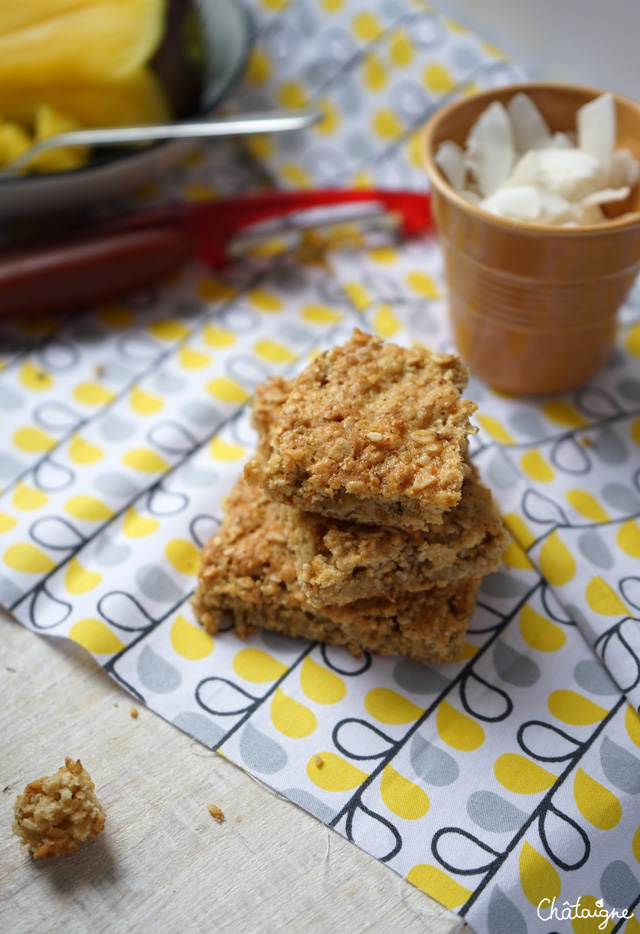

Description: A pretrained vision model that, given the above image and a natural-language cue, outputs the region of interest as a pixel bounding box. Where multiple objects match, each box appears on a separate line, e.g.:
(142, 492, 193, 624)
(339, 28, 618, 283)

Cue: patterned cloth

(1, 2, 640, 932)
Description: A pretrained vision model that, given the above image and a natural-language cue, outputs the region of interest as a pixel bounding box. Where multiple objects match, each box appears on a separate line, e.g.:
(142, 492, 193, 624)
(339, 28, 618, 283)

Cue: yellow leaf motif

(586, 577, 628, 615)
(69, 618, 125, 655)
(626, 705, 640, 749)
(343, 281, 370, 310)
(12, 482, 48, 511)
(65, 496, 113, 522)
(502, 540, 535, 570)
(494, 753, 556, 794)
(207, 378, 250, 405)
(519, 605, 566, 652)
(548, 690, 608, 725)
(130, 387, 164, 414)
(19, 361, 53, 391)
(301, 305, 342, 325)
(209, 438, 245, 461)
(271, 688, 317, 738)
(352, 12, 382, 40)
(570, 894, 615, 934)
(372, 109, 403, 139)
(436, 700, 484, 751)
(178, 347, 210, 369)
(69, 435, 104, 464)
(574, 768, 621, 829)
(73, 382, 115, 405)
(254, 340, 297, 364)
(406, 271, 439, 298)
(300, 656, 346, 705)
(373, 305, 401, 338)
(201, 322, 236, 346)
(566, 490, 609, 522)
(423, 63, 456, 93)
(541, 401, 587, 428)
(380, 764, 429, 819)
(617, 520, 640, 558)
(306, 752, 368, 791)
(633, 824, 640, 864)
(539, 531, 576, 586)
(233, 648, 287, 683)
(406, 865, 471, 909)
(65, 558, 102, 595)
(475, 415, 515, 445)
(122, 449, 169, 472)
(389, 29, 414, 67)
(166, 539, 200, 576)
(246, 288, 282, 313)
(170, 613, 213, 660)
(0, 514, 17, 534)
(366, 688, 424, 725)
(520, 451, 555, 482)
(4, 543, 55, 574)
(122, 507, 159, 539)
(363, 54, 387, 92)
(148, 319, 189, 340)
(13, 427, 56, 453)
(519, 841, 561, 907)
(504, 513, 535, 549)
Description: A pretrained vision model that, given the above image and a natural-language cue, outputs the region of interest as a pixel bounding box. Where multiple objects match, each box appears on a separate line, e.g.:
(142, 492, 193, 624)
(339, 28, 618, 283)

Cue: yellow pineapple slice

(28, 104, 90, 173)
(0, 67, 170, 130)
(0, 0, 167, 85)
(0, 120, 32, 168)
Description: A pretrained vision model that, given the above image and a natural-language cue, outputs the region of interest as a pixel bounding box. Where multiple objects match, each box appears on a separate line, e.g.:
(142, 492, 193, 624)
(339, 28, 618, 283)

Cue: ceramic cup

(421, 82, 640, 395)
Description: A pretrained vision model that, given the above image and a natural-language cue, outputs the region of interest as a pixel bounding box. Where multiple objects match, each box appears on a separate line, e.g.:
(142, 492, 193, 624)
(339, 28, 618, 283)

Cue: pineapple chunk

(0, 120, 32, 168)
(28, 104, 90, 173)
(0, 0, 167, 85)
(0, 68, 170, 130)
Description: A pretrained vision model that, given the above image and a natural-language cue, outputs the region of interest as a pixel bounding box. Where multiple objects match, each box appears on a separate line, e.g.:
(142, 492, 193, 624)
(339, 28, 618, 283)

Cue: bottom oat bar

(192, 478, 480, 663)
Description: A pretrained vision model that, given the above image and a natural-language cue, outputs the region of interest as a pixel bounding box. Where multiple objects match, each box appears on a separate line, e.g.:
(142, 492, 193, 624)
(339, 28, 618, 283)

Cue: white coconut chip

(464, 101, 515, 197)
(507, 92, 551, 153)
(577, 92, 616, 171)
(535, 148, 605, 201)
(609, 148, 640, 188)
(434, 140, 466, 191)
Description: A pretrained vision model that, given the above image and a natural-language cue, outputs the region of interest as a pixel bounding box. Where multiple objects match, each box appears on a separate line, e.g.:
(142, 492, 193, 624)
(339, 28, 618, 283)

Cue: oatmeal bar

(244, 329, 477, 530)
(13, 758, 105, 859)
(192, 478, 479, 663)
(280, 462, 507, 607)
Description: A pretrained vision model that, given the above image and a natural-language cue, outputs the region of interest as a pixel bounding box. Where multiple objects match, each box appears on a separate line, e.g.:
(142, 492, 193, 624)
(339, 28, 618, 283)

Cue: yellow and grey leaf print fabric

(1, 3, 640, 934)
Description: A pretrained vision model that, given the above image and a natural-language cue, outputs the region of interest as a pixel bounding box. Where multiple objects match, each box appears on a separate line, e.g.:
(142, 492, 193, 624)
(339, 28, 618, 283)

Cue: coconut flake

(434, 140, 466, 190)
(577, 92, 616, 171)
(609, 148, 640, 188)
(535, 148, 605, 200)
(507, 92, 551, 153)
(465, 101, 515, 197)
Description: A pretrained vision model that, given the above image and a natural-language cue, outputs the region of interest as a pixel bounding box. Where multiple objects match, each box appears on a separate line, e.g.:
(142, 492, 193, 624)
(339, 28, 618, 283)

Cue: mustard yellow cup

(421, 82, 640, 395)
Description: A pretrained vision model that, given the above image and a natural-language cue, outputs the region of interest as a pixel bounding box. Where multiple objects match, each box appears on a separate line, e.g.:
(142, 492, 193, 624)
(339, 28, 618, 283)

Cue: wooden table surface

(0, 608, 469, 934)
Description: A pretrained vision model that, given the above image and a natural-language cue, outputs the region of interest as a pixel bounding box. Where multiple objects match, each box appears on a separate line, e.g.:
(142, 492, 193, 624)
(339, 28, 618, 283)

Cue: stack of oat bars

(193, 330, 508, 663)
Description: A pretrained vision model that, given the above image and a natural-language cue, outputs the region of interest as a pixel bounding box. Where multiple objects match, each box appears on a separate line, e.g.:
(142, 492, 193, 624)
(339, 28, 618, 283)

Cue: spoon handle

(1, 109, 321, 177)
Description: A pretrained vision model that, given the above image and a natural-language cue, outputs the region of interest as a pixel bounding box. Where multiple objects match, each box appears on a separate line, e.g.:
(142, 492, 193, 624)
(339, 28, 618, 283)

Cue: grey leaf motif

(518, 721, 581, 762)
(550, 436, 591, 474)
(283, 789, 336, 825)
(602, 482, 640, 513)
(137, 646, 182, 694)
(466, 791, 527, 833)
(239, 722, 287, 774)
(172, 711, 226, 750)
(600, 860, 640, 908)
(493, 639, 540, 688)
(577, 529, 614, 569)
(147, 422, 196, 455)
(98, 591, 158, 632)
(28, 586, 72, 629)
(522, 489, 568, 525)
(487, 885, 527, 934)
(573, 659, 620, 696)
(480, 572, 528, 599)
(33, 458, 75, 492)
(410, 734, 459, 786)
(539, 802, 589, 871)
(333, 719, 395, 760)
(591, 428, 629, 466)
(600, 735, 640, 794)
(393, 659, 450, 695)
(485, 449, 521, 489)
(196, 677, 257, 716)
(135, 565, 184, 603)
(30, 517, 85, 550)
(348, 801, 401, 862)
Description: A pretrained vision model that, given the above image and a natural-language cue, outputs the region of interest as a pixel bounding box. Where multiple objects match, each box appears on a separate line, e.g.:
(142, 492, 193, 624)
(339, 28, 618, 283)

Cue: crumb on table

(129, 707, 139, 719)
(12, 757, 105, 859)
(314, 755, 324, 768)
(208, 804, 225, 823)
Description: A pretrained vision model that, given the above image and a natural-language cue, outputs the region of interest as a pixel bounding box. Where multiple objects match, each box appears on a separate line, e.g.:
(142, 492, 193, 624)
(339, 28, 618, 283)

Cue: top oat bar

(244, 329, 477, 530)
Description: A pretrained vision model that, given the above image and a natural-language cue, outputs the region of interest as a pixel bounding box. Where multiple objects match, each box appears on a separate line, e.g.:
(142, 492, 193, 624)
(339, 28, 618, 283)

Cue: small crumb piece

(581, 436, 595, 447)
(13, 758, 105, 859)
(94, 364, 105, 378)
(365, 431, 384, 442)
(314, 755, 324, 768)
(129, 708, 139, 719)
(410, 429, 436, 443)
(208, 804, 225, 823)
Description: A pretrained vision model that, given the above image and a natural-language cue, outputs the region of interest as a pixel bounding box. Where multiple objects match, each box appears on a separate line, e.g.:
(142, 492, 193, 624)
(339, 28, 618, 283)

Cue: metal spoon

(0, 109, 321, 178)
